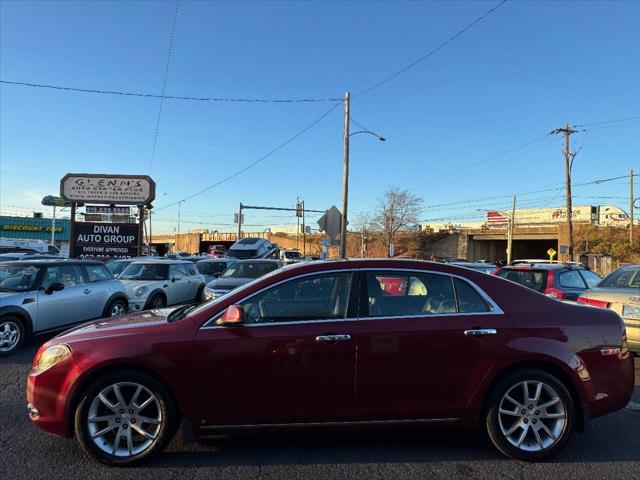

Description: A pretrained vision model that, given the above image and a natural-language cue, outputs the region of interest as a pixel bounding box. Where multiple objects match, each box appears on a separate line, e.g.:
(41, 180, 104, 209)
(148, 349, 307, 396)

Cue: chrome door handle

(464, 328, 497, 337)
(315, 334, 351, 343)
(83, 289, 92, 295)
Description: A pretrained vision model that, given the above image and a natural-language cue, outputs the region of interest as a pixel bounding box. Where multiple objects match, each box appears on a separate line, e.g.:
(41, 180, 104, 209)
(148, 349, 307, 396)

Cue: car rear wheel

(105, 299, 127, 317)
(74, 370, 177, 466)
(485, 369, 574, 461)
(0, 316, 24, 356)
(146, 294, 166, 310)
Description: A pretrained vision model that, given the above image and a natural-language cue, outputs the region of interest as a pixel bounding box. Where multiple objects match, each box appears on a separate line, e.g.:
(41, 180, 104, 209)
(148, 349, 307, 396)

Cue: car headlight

(203, 287, 215, 299)
(36, 345, 71, 372)
(134, 286, 148, 297)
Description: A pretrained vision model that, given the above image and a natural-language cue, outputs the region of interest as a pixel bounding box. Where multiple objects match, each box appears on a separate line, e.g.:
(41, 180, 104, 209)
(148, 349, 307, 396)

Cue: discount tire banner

(73, 222, 139, 257)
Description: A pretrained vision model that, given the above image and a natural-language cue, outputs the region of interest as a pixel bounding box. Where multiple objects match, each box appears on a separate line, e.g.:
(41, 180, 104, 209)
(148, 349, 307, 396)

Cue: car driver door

(190, 270, 358, 428)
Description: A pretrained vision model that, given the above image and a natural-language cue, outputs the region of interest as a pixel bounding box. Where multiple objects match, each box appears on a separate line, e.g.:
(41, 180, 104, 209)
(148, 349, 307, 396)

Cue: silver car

(0, 260, 128, 356)
(203, 259, 283, 300)
(118, 259, 206, 311)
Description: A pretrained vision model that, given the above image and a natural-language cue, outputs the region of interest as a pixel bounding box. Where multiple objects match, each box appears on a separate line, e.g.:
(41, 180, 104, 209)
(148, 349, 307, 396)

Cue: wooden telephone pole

(507, 195, 516, 264)
(550, 124, 578, 261)
(339, 91, 350, 259)
(631, 170, 635, 246)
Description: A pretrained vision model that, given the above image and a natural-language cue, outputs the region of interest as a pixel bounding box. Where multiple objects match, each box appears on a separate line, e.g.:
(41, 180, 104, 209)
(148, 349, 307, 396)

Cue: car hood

(50, 307, 177, 344)
(121, 279, 165, 293)
(206, 277, 251, 290)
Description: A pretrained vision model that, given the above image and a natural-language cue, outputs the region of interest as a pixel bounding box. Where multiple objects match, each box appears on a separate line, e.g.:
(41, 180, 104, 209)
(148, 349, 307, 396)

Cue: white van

(0, 238, 62, 255)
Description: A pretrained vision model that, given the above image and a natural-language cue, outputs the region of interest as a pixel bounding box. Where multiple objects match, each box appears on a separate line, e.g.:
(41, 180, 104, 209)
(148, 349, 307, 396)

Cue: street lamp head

(378, 136, 386, 142)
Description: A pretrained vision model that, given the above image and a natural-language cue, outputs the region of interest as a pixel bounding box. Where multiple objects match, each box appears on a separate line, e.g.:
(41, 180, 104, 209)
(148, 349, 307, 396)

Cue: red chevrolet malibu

(27, 259, 634, 466)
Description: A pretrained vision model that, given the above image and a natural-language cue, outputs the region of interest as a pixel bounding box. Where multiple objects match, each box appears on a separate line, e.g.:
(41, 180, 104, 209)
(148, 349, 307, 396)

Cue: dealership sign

(72, 222, 139, 257)
(61, 174, 155, 205)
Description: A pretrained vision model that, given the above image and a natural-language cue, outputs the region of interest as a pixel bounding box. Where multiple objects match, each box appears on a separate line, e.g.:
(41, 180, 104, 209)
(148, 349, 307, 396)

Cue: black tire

(195, 285, 205, 302)
(74, 369, 178, 466)
(104, 298, 128, 317)
(0, 315, 25, 357)
(145, 293, 166, 310)
(485, 369, 575, 462)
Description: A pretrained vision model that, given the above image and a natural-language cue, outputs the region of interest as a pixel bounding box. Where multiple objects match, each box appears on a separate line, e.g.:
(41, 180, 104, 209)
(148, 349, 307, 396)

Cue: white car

(118, 260, 206, 311)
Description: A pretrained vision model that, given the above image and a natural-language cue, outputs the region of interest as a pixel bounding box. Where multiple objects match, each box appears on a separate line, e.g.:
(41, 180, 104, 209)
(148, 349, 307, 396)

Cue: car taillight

(544, 288, 565, 299)
(492, 268, 501, 275)
(577, 296, 611, 308)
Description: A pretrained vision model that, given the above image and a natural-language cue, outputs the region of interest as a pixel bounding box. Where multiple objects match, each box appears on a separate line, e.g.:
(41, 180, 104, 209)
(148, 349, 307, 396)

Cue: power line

(155, 101, 341, 211)
(576, 116, 640, 128)
(354, 0, 508, 97)
(149, 0, 180, 174)
(0, 79, 342, 103)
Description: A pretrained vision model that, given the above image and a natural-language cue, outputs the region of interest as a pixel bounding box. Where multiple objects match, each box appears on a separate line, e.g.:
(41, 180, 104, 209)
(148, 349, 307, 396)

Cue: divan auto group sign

(73, 223, 139, 257)
(61, 174, 156, 205)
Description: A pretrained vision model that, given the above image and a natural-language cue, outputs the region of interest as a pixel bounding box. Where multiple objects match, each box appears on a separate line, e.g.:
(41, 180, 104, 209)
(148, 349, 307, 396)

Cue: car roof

(197, 258, 235, 263)
(0, 259, 103, 266)
(235, 259, 281, 264)
(502, 263, 583, 271)
(128, 259, 191, 265)
(230, 238, 269, 250)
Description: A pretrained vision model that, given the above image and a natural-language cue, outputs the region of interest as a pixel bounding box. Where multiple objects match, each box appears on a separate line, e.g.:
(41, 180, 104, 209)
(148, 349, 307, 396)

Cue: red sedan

(26, 259, 634, 466)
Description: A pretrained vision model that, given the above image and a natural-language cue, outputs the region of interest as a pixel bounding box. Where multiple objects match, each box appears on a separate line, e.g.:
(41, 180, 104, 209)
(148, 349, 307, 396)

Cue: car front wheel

(485, 369, 574, 461)
(74, 370, 177, 466)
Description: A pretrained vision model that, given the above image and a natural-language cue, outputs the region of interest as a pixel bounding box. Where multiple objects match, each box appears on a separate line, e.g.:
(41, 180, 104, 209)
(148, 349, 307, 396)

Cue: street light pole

(339, 91, 350, 259)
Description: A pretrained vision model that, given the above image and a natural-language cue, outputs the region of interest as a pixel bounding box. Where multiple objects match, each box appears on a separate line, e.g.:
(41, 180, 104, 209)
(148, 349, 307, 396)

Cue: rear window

(497, 269, 548, 293)
(558, 270, 586, 289)
(228, 248, 258, 259)
(197, 262, 229, 275)
(599, 267, 640, 288)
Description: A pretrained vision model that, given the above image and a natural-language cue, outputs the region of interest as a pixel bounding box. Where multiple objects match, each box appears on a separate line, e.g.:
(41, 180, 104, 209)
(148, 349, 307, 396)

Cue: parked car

(118, 260, 206, 311)
(27, 259, 633, 465)
(203, 259, 283, 300)
(0, 252, 63, 262)
(106, 259, 135, 277)
(0, 238, 61, 255)
(280, 249, 303, 264)
(494, 261, 601, 301)
(196, 258, 237, 283)
(227, 237, 279, 260)
(0, 260, 128, 355)
(578, 264, 640, 353)
(449, 261, 497, 274)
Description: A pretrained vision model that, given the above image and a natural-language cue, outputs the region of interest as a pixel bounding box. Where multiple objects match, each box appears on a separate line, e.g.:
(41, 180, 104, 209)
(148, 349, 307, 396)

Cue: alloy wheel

(498, 380, 567, 452)
(0, 320, 20, 352)
(86, 382, 162, 458)
(110, 303, 127, 317)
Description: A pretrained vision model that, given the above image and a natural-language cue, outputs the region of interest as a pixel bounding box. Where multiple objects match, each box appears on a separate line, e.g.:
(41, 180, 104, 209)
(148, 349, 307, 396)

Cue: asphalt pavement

(1, 337, 639, 480)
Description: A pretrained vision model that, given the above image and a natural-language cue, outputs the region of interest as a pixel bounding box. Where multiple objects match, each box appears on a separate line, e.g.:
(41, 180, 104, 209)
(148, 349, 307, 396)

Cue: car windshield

(227, 248, 258, 259)
(107, 261, 131, 276)
(197, 262, 229, 275)
(497, 269, 548, 293)
(119, 263, 168, 280)
(284, 251, 301, 259)
(220, 262, 279, 279)
(599, 267, 640, 288)
(0, 263, 42, 292)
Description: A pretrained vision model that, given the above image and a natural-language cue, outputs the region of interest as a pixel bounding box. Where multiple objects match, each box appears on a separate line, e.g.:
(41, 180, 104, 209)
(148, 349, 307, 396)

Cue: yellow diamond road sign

(547, 248, 557, 260)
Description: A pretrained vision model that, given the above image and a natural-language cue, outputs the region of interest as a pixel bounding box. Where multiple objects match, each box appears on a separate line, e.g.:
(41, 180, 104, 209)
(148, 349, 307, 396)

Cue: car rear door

(190, 270, 358, 427)
(353, 269, 510, 420)
(556, 269, 587, 301)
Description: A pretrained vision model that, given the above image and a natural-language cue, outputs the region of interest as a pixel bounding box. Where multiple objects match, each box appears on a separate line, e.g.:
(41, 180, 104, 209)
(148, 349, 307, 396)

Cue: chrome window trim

(201, 266, 503, 329)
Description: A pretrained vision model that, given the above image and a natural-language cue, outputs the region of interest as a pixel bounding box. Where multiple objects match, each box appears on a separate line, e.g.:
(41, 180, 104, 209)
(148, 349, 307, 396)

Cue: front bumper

(128, 298, 147, 312)
(26, 353, 82, 438)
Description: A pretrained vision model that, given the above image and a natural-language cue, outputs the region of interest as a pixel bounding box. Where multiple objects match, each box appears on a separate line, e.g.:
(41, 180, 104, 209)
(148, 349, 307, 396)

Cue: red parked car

(26, 259, 633, 466)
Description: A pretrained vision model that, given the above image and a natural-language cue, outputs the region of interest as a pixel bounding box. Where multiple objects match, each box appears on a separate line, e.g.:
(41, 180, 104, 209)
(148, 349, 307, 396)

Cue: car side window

(85, 264, 113, 282)
(169, 264, 187, 279)
(579, 270, 601, 289)
(42, 265, 85, 289)
(241, 272, 353, 324)
(184, 264, 198, 276)
(558, 270, 586, 289)
(453, 278, 490, 313)
(365, 271, 456, 317)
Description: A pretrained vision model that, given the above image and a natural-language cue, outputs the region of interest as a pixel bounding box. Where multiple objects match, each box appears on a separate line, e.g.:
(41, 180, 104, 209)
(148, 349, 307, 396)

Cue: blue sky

(1, 0, 638, 233)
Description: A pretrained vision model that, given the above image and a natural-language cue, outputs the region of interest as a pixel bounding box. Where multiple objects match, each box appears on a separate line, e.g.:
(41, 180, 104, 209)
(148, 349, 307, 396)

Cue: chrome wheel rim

(498, 380, 567, 452)
(150, 296, 164, 308)
(0, 320, 20, 352)
(87, 382, 162, 457)
(110, 303, 126, 317)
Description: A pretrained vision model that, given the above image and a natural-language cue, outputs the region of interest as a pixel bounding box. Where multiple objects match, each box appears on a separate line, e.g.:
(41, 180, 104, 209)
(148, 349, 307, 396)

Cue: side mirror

(45, 282, 64, 295)
(217, 304, 244, 326)
(171, 277, 177, 283)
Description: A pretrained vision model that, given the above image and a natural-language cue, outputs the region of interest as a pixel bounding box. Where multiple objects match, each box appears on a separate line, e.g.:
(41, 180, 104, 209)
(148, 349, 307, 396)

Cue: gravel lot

(1, 337, 639, 480)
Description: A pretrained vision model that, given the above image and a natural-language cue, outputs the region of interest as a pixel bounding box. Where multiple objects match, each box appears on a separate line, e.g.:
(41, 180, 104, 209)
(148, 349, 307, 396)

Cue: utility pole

(302, 200, 306, 256)
(507, 195, 516, 264)
(50, 205, 56, 245)
(631, 170, 635, 246)
(339, 91, 350, 259)
(550, 124, 578, 261)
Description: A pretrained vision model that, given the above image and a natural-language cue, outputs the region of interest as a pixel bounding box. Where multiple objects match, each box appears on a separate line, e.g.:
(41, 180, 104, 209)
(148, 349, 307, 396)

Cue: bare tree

(373, 187, 423, 256)
(352, 212, 373, 257)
